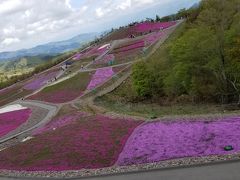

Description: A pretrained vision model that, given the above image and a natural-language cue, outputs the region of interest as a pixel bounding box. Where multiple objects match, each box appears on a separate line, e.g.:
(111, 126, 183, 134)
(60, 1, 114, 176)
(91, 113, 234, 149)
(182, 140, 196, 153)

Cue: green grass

(63, 57, 96, 76)
(95, 96, 239, 118)
(0, 86, 31, 106)
(42, 71, 91, 93)
(99, 23, 188, 103)
(94, 22, 240, 118)
(21, 147, 52, 166)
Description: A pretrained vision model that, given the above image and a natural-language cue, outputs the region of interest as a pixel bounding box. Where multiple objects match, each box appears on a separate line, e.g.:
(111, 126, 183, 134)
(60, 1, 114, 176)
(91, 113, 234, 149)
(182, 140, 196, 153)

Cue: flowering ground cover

(0, 114, 142, 171)
(64, 56, 96, 74)
(0, 108, 31, 138)
(144, 32, 163, 47)
(73, 53, 84, 60)
(87, 67, 115, 90)
(33, 112, 87, 135)
(28, 72, 91, 103)
(117, 116, 240, 166)
(112, 41, 145, 54)
(113, 48, 143, 63)
(24, 70, 60, 91)
(73, 45, 109, 60)
(134, 21, 176, 33)
(0, 85, 31, 107)
(100, 21, 175, 41)
(94, 54, 115, 65)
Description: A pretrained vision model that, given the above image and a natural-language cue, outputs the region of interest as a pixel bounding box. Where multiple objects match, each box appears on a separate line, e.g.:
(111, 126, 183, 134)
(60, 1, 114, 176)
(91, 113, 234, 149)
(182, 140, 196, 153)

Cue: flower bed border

(0, 153, 240, 178)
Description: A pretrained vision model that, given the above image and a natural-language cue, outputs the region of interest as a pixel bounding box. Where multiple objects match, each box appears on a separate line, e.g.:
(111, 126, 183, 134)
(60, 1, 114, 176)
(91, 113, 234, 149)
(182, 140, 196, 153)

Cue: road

(0, 160, 240, 180)
(74, 160, 240, 180)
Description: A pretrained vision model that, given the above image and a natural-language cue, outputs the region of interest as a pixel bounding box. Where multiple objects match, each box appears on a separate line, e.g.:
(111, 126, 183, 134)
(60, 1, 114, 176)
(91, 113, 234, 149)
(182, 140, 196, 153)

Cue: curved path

(0, 100, 58, 144)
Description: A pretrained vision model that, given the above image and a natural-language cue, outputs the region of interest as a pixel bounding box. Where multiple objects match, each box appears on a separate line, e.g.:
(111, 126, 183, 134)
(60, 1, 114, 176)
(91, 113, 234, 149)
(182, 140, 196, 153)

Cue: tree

(196, 0, 240, 102)
(132, 62, 153, 97)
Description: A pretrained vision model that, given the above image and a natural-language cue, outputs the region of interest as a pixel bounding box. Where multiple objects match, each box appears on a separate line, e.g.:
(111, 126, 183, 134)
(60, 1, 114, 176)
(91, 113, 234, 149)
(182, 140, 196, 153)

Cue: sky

(0, 0, 200, 53)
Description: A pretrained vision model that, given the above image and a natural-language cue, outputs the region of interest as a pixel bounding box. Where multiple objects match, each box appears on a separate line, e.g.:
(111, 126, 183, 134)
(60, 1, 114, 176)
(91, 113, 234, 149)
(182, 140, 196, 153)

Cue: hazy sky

(0, 0, 200, 52)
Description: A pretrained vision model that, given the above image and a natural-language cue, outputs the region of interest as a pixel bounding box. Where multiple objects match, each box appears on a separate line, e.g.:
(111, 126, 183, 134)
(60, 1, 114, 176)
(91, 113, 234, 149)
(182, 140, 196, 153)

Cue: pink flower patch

(74, 45, 109, 60)
(134, 21, 176, 33)
(24, 71, 59, 91)
(144, 32, 163, 46)
(87, 67, 115, 90)
(0, 114, 142, 171)
(33, 112, 87, 135)
(113, 41, 145, 53)
(94, 54, 115, 64)
(29, 90, 83, 104)
(0, 109, 32, 138)
(117, 116, 240, 166)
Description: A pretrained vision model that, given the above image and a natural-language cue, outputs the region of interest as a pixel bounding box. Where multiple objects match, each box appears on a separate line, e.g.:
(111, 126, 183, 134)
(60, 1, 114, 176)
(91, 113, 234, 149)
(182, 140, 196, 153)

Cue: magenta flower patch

(33, 112, 87, 135)
(28, 90, 83, 104)
(117, 116, 240, 166)
(0, 109, 32, 138)
(73, 53, 84, 60)
(74, 45, 109, 60)
(0, 114, 142, 171)
(87, 67, 115, 90)
(113, 41, 145, 54)
(134, 21, 176, 33)
(144, 32, 163, 46)
(24, 71, 59, 91)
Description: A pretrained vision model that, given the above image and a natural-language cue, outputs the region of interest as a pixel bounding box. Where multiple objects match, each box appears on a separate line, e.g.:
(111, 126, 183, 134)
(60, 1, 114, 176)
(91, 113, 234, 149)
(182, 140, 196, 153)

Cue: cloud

(116, 0, 131, 10)
(1, 38, 20, 46)
(0, 0, 24, 15)
(96, 8, 104, 18)
(0, 0, 199, 52)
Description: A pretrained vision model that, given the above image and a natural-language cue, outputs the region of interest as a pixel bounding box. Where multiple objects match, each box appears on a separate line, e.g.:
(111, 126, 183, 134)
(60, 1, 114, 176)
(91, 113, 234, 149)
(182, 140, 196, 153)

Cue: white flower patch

(0, 104, 28, 114)
(98, 43, 110, 50)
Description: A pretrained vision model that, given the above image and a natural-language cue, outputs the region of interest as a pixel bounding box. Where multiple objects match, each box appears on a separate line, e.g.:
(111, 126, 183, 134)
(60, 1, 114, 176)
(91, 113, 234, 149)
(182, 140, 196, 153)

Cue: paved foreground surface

(0, 160, 240, 180)
(81, 160, 240, 180)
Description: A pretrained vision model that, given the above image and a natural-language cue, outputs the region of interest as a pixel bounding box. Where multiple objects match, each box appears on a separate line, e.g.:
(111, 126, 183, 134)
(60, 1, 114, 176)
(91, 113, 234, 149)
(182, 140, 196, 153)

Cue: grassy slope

(28, 71, 92, 103)
(0, 56, 54, 82)
(95, 23, 240, 118)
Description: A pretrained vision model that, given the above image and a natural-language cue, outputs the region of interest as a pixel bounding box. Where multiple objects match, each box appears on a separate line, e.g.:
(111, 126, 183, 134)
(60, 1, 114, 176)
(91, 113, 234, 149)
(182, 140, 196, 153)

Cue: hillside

(0, 32, 99, 62)
(96, 0, 240, 117)
(0, 0, 240, 178)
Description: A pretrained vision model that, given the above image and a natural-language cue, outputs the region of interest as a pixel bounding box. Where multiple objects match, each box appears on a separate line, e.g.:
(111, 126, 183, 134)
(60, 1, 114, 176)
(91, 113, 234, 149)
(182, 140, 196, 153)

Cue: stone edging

(0, 153, 240, 179)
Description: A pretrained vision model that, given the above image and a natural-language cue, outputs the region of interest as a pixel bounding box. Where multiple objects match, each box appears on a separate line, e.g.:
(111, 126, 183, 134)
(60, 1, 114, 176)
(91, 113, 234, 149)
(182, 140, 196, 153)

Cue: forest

(132, 0, 240, 104)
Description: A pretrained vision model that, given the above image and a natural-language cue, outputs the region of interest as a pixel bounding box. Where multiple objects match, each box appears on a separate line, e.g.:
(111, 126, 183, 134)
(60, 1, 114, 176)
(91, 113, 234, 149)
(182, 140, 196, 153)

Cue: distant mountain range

(0, 32, 100, 62)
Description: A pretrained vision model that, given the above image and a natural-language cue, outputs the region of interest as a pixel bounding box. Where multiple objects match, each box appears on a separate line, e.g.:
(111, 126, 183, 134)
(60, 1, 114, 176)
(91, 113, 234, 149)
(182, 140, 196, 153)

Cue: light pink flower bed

(117, 116, 240, 166)
(0, 109, 32, 138)
(87, 67, 115, 90)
